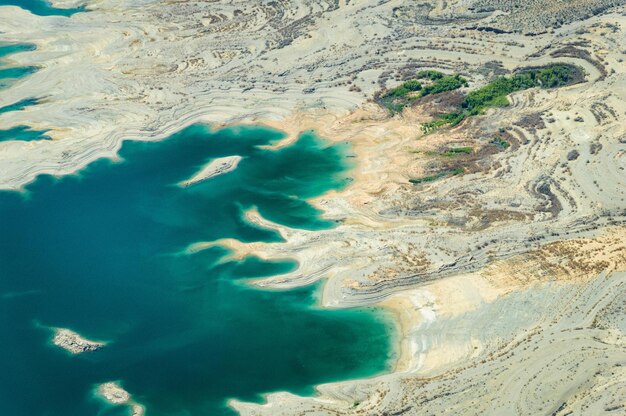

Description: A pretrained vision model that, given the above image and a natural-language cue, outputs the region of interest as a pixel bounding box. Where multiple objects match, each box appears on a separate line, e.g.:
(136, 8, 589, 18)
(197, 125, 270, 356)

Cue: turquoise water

(0, 0, 85, 16)
(0, 97, 39, 114)
(0, 44, 49, 142)
(0, 65, 37, 80)
(0, 125, 49, 142)
(0, 43, 38, 91)
(0, 65, 38, 90)
(0, 125, 393, 415)
(0, 43, 37, 59)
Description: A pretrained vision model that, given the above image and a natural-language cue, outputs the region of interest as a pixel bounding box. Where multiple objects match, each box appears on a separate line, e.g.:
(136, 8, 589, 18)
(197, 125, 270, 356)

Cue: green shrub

(443, 147, 473, 156)
(421, 75, 468, 97)
(421, 118, 451, 134)
(409, 167, 464, 184)
(416, 70, 445, 80)
(421, 64, 583, 133)
(403, 79, 422, 91)
(390, 86, 410, 97)
(490, 137, 510, 149)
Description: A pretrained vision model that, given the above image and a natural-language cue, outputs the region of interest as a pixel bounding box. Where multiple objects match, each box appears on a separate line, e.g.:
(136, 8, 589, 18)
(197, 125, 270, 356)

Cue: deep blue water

(0, 0, 85, 16)
(0, 125, 393, 415)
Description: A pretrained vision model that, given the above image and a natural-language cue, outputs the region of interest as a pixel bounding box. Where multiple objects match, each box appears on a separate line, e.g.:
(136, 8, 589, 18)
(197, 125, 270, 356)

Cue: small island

(97, 382, 145, 416)
(179, 155, 242, 187)
(52, 328, 105, 354)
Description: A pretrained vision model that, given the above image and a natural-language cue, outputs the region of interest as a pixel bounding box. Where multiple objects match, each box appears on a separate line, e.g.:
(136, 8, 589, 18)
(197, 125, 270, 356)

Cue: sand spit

(179, 155, 242, 187)
(52, 328, 104, 354)
(2, 0, 626, 414)
(96, 382, 145, 416)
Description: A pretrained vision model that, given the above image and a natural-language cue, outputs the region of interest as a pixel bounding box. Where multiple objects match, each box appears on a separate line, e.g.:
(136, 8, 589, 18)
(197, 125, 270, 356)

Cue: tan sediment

(482, 229, 626, 291)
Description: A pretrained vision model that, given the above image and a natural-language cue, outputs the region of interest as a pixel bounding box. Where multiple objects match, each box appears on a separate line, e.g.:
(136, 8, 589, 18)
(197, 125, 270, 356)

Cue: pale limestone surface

(2, 1, 625, 415)
(52, 328, 104, 354)
(97, 382, 145, 416)
(179, 155, 242, 187)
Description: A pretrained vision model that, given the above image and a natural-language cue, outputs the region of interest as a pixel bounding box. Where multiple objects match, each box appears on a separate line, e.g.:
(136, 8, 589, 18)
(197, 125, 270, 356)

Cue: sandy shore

(2, 0, 625, 414)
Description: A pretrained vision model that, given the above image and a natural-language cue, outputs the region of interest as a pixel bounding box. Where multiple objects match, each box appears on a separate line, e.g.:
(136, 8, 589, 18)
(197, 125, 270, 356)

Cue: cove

(0, 125, 394, 415)
(0, 0, 85, 16)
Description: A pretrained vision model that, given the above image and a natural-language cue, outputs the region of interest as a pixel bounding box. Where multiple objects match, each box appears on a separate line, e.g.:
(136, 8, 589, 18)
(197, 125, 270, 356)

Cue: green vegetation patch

(420, 74, 468, 97)
(442, 147, 473, 156)
(377, 71, 468, 114)
(416, 70, 445, 81)
(421, 64, 584, 133)
(383, 80, 423, 99)
(490, 137, 510, 149)
(409, 167, 464, 185)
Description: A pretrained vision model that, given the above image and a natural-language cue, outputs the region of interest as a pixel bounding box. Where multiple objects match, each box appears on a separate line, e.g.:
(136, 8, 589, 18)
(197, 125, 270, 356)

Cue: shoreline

(0, 0, 618, 191)
(2, 1, 625, 414)
(95, 382, 145, 416)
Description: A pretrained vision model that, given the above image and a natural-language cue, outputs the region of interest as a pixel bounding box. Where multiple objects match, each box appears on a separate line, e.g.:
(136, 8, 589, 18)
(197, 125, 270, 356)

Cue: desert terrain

(1, 0, 625, 415)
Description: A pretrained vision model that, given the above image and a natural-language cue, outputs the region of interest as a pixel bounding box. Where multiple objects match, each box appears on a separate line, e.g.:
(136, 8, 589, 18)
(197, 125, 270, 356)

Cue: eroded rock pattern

(1, 0, 625, 415)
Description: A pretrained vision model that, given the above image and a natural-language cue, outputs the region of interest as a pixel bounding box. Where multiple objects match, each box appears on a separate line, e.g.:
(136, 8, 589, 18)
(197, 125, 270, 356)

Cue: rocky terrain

(179, 155, 242, 187)
(52, 327, 104, 354)
(1, 0, 625, 415)
(96, 382, 145, 416)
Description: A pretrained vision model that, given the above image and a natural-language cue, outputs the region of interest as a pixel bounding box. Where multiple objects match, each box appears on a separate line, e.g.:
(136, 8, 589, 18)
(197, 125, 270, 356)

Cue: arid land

(1, 1, 625, 415)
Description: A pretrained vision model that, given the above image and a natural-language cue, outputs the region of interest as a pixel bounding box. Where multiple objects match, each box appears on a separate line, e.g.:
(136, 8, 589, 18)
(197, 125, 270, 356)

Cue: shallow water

(0, 43, 38, 91)
(0, 125, 49, 142)
(0, 97, 39, 114)
(0, 0, 84, 16)
(0, 43, 37, 59)
(0, 44, 49, 142)
(0, 125, 393, 415)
